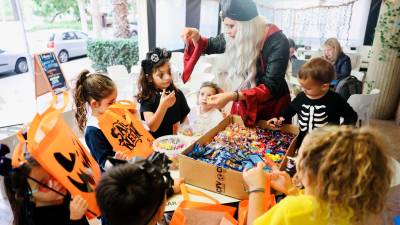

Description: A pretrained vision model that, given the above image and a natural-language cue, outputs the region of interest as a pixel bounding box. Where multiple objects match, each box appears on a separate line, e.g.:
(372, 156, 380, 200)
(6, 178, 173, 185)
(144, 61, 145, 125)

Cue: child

(73, 70, 125, 170)
(96, 155, 183, 225)
(137, 47, 190, 138)
(267, 57, 357, 148)
(243, 126, 393, 225)
(186, 82, 224, 135)
(3, 157, 89, 225)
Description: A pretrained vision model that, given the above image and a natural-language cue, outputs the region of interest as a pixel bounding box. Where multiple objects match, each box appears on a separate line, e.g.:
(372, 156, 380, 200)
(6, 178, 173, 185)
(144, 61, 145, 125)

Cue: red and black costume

(183, 24, 291, 126)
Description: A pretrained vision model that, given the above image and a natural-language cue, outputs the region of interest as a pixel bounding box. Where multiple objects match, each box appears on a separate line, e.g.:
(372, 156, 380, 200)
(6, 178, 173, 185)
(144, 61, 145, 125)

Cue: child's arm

(337, 95, 358, 125)
(243, 162, 267, 225)
(143, 90, 176, 132)
(279, 96, 298, 122)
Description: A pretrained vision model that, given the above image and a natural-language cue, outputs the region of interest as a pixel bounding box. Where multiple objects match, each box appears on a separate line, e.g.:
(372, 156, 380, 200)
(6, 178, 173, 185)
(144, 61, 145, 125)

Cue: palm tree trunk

(113, 0, 129, 38)
(91, 0, 102, 38)
(77, 0, 88, 33)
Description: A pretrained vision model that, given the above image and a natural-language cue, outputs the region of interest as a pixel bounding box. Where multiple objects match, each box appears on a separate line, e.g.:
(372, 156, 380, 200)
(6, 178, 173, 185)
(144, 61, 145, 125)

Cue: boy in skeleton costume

(267, 58, 357, 148)
(181, 0, 290, 126)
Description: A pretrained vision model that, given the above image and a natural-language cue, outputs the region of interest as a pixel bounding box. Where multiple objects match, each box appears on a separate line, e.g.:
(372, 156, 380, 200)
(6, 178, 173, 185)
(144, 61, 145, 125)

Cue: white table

(165, 170, 239, 212)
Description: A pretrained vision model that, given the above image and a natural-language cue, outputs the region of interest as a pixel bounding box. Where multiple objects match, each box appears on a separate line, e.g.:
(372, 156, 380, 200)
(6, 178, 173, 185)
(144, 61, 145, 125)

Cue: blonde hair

(324, 38, 343, 63)
(297, 126, 392, 223)
(224, 15, 266, 91)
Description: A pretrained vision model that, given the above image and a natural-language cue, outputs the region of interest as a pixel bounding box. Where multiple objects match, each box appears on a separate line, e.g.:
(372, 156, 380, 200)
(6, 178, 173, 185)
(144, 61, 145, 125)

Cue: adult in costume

(182, 0, 291, 125)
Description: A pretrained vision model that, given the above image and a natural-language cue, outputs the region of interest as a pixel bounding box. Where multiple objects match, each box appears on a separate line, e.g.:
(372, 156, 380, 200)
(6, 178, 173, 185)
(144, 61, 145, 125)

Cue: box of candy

(178, 115, 298, 199)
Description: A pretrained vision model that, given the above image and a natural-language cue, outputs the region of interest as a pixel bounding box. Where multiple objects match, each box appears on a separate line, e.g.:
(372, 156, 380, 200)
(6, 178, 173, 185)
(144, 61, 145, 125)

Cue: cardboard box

(179, 115, 299, 200)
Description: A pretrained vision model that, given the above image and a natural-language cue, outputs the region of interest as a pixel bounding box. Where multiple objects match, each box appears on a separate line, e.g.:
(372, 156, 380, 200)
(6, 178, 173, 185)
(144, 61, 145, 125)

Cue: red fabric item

(182, 37, 208, 83)
(230, 24, 288, 126)
(231, 84, 290, 126)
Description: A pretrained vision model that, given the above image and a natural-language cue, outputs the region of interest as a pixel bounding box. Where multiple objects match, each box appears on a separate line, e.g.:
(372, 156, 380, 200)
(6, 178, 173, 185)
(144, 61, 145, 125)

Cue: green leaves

(377, 1, 400, 60)
(32, 0, 79, 21)
(87, 38, 139, 73)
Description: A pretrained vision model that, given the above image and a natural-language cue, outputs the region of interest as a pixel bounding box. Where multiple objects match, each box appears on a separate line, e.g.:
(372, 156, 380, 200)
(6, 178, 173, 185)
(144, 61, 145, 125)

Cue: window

(257, 0, 371, 48)
(62, 32, 76, 40)
(75, 32, 88, 39)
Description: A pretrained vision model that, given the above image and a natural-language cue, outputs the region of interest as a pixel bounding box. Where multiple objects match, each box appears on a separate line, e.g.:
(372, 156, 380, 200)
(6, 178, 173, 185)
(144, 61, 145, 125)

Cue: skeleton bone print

(298, 104, 328, 132)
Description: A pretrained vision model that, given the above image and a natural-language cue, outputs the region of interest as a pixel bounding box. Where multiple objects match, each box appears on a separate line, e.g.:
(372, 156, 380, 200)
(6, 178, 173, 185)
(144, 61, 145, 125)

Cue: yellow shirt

(254, 195, 352, 225)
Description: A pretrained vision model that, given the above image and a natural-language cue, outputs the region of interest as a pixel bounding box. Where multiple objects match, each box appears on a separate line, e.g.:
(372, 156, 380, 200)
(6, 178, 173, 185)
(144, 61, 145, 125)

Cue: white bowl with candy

(152, 135, 192, 170)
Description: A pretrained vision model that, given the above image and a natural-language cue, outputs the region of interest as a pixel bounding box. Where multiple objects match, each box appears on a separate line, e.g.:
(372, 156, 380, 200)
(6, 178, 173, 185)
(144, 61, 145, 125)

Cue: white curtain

(256, 0, 371, 48)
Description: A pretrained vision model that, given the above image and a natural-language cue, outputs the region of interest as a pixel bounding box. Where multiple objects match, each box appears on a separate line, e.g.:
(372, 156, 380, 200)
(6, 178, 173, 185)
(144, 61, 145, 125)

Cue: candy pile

(187, 124, 295, 172)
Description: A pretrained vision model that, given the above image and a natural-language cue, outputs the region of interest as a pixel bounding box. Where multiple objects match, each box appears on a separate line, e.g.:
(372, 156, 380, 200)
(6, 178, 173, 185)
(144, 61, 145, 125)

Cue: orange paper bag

(26, 93, 101, 218)
(170, 184, 238, 225)
(98, 100, 154, 158)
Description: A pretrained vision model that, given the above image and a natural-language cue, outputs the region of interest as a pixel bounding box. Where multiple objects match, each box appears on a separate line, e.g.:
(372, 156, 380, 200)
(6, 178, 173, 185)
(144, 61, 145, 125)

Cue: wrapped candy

(186, 124, 295, 172)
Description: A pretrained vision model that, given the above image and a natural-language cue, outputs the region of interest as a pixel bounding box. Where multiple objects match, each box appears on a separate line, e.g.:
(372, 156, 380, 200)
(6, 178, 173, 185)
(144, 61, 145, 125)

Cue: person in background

(323, 37, 352, 86)
(288, 38, 297, 61)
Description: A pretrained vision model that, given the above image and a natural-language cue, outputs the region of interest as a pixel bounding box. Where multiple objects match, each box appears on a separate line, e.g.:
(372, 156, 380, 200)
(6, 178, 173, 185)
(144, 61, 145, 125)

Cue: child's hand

(114, 151, 129, 160)
(270, 171, 296, 195)
(266, 117, 285, 128)
(172, 178, 185, 194)
(243, 162, 267, 191)
(69, 195, 88, 220)
(160, 89, 176, 109)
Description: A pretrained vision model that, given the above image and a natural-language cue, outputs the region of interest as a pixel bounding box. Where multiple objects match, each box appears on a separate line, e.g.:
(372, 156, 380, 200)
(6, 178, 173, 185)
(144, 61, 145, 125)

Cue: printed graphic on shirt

(110, 120, 143, 151)
(298, 104, 328, 132)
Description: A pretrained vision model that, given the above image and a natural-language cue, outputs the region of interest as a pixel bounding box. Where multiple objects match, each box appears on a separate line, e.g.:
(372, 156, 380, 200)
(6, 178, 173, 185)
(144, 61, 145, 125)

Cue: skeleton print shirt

(281, 90, 357, 148)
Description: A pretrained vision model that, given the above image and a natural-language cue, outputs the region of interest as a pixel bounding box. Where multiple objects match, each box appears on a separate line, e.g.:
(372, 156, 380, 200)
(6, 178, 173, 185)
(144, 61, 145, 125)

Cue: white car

(0, 49, 29, 74)
(47, 30, 89, 63)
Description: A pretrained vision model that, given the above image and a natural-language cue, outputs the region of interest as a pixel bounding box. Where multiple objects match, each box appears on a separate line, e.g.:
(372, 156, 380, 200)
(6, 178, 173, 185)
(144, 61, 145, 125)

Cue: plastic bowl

(152, 135, 191, 170)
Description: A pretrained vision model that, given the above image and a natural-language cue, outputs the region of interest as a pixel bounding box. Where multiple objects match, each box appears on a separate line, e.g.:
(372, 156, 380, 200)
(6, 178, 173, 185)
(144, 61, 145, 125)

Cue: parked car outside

(0, 48, 29, 74)
(47, 30, 89, 63)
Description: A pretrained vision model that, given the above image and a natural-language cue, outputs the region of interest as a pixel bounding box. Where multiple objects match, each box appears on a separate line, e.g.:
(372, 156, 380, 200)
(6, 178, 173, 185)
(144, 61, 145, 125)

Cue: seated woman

(323, 38, 352, 86)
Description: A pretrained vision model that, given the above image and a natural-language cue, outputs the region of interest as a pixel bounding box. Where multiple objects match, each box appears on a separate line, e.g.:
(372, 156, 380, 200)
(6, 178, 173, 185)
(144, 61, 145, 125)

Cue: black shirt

(280, 90, 357, 148)
(33, 196, 89, 225)
(334, 52, 352, 81)
(140, 90, 190, 138)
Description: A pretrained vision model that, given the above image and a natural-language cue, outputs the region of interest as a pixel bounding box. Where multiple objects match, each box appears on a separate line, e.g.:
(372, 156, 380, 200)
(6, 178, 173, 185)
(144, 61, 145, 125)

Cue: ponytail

(73, 70, 116, 133)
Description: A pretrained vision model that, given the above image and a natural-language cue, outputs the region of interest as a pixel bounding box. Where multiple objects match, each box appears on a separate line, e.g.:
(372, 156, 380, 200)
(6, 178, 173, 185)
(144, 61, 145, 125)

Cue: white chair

(347, 89, 380, 127)
(351, 71, 366, 82)
(107, 65, 134, 100)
